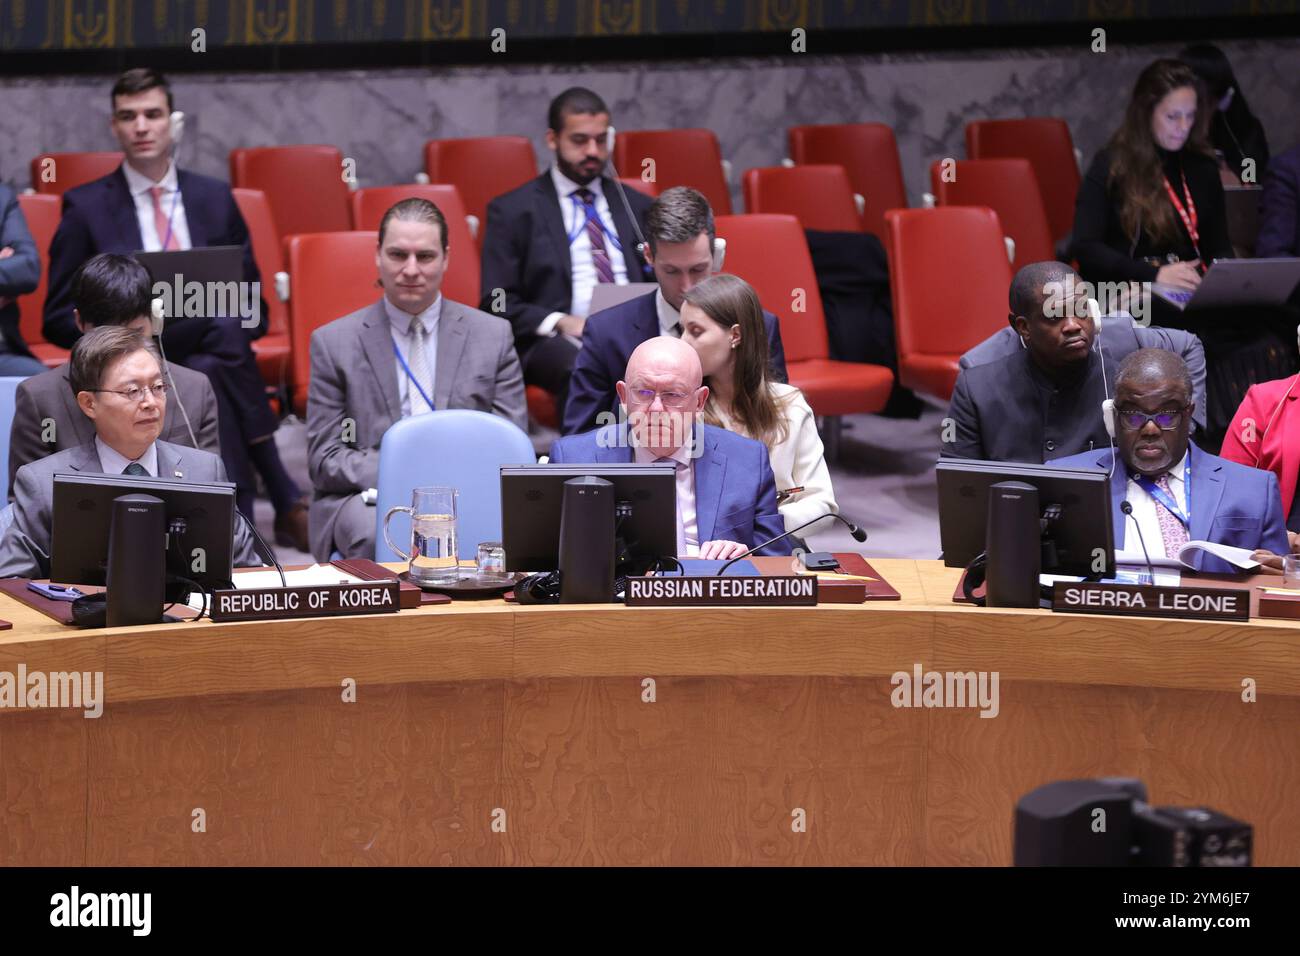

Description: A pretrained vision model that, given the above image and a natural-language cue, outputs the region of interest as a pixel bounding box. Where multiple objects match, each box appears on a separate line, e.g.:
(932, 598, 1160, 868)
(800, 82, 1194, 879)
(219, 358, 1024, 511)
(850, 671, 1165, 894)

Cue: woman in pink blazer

(1221, 373, 1300, 527)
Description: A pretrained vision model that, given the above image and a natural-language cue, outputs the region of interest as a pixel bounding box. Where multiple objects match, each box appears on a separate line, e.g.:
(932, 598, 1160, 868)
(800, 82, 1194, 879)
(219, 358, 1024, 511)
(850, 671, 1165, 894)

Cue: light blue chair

(374, 409, 536, 562)
(0, 376, 29, 503)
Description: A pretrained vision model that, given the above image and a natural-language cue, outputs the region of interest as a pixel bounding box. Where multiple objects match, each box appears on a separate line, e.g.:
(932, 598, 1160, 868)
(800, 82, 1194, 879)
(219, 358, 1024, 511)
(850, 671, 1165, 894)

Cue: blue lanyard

(1133, 454, 1191, 527)
(391, 337, 435, 413)
(566, 193, 623, 250)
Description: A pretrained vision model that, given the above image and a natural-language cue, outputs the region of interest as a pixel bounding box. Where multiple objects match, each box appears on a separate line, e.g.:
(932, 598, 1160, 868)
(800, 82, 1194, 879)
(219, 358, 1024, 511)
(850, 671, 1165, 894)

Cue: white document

(1115, 541, 1260, 572)
(184, 564, 368, 612)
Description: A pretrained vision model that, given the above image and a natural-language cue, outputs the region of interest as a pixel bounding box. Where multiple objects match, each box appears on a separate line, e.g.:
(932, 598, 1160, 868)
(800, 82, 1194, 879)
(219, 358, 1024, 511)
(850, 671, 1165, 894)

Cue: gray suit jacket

(306, 297, 528, 560)
(8, 360, 221, 500)
(944, 318, 1208, 464)
(0, 439, 261, 580)
(958, 316, 1207, 423)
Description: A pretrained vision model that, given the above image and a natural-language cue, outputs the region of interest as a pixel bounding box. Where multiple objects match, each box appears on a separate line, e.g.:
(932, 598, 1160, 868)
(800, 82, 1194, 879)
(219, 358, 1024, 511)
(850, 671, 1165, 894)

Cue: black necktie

(122, 462, 148, 477)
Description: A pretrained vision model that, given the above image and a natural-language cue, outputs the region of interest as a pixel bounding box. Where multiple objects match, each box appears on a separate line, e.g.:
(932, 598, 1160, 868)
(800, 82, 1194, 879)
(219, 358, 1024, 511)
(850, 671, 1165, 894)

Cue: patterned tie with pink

(575, 188, 614, 284)
(150, 186, 180, 251)
(1153, 474, 1189, 557)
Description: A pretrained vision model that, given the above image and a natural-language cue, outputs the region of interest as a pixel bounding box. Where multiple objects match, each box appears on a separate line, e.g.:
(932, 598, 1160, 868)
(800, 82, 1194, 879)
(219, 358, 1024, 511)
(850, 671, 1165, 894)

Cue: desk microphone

(1120, 501, 1158, 584)
(716, 512, 867, 576)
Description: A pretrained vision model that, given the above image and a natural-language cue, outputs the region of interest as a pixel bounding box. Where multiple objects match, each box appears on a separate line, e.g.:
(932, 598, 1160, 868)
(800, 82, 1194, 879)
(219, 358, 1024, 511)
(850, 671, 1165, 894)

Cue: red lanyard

(1162, 169, 1202, 260)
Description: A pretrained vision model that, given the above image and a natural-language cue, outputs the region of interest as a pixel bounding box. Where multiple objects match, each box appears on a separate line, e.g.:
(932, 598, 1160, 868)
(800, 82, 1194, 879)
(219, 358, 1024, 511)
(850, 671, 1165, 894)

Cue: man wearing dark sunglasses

(1051, 348, 1287, 574)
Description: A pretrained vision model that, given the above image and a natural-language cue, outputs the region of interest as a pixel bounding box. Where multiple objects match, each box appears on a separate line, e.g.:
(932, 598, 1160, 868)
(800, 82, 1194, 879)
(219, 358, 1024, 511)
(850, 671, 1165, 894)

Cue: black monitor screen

(936, 458, 1114, 576)
(501, 463, 678, 572)
(51, 472, 237, 590)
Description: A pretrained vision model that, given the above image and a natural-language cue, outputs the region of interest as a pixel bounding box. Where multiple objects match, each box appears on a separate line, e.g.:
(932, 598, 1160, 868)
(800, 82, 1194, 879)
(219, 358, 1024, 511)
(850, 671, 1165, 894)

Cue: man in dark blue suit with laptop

(1051, 348, 1287, 574)
(563, 186, 788, 435)
(40, 67, 308, 552)
(550, 335, 788, 560)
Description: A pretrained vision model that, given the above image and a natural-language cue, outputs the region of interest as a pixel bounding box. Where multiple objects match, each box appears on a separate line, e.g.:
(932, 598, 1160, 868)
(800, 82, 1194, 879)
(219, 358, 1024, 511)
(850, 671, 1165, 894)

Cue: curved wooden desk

(2, 560, 1297, 865)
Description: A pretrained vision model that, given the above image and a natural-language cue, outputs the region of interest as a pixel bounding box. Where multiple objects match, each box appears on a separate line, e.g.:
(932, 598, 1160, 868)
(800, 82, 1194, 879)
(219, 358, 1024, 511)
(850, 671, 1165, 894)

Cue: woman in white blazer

(680, 273, 838, 534)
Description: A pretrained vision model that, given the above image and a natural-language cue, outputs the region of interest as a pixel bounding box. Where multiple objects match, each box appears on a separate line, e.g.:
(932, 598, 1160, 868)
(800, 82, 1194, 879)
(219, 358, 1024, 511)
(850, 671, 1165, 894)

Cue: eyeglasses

(1116, 406, 1188, 431)
(93, 382, 169, 403)
(627, 387, 698, 409)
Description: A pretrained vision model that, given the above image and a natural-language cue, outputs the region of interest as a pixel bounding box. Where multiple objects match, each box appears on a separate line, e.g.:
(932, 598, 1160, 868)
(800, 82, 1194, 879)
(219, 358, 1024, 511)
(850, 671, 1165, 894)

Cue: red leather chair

(14, 193, 69, 368)
(742, 165, 863, 232)
(612, 129, 732, 214)
(29, 152, 124, 195)
(930, 158, 1055, 266)
(284, 232, 383, 415)
(787, 123, 906, 243)
(351, 184, 480, 306)
(884, 207, 1012, 401)
(231, 188, 291, 396)
(715, 214, 894, 452)
(423, 137, 537, 250)
(965, 118, 1080, 246)
(230, 145, 352, 243)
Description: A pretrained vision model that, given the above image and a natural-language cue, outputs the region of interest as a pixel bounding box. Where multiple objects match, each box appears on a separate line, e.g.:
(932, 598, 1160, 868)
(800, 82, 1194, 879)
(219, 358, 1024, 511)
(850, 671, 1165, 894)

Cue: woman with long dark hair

(679, 273, 838, 533)
(1072, 58, 1294, 449)
(1178, 43, 1270, 182)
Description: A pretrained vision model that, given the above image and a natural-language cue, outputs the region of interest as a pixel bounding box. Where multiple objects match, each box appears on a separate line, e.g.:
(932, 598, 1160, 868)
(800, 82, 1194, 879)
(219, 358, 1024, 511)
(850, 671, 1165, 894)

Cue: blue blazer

(562, 290, 791, 435)
(1050, 445, 1288, 574)
(548, 422, 790, 555)
(42, 166, 261, 349)
(0, 183, 41, 356)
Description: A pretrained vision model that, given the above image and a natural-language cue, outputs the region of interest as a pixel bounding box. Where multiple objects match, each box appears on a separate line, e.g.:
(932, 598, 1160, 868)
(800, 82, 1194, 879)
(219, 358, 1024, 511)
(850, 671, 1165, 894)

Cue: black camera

(1014, 778, 1252, 866)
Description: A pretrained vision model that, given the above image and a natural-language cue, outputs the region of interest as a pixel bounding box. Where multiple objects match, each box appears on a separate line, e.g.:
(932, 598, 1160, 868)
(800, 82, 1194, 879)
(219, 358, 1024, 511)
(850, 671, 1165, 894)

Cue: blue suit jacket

(1050, 445, 1288, 574)
(42, 166, 261, 349)
(0, 183, 41, 356)
(548, 422, 791, 555)
(562, 290, 791, 435)
(1256, 144, 1300, 259)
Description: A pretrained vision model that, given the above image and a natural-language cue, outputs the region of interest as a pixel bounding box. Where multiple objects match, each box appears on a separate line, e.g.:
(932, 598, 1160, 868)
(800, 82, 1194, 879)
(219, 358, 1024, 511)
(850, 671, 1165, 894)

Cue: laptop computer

(1152, 258, 1300, 311)
(133, 246, 246, 321)
(587, 282, 658, 315)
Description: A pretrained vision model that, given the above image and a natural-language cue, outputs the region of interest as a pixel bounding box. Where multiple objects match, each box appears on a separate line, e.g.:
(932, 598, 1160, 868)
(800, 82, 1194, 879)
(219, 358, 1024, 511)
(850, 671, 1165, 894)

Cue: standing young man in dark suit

(41, 68, 308, 552)
(479, 87, 653, 421)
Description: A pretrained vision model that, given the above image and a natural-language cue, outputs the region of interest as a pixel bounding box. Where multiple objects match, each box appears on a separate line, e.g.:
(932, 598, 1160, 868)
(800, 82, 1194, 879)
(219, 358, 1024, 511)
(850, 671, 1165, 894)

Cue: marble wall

(2, 39, 1297, 210)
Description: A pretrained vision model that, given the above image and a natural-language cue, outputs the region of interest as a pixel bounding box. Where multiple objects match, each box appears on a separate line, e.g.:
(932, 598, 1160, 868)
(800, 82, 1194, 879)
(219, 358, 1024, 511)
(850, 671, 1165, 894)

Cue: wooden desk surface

(2, 559, 1297, 865)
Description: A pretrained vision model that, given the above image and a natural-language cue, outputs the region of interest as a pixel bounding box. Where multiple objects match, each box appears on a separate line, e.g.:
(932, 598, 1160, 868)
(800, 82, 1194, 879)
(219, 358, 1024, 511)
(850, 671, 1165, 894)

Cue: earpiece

(712, 237, 726, 272)
(151, 297, 165, 337)
(169, 110, 185, 145)
(1102, 399, 1116, 440)
(605, 124, 616, 157)
(1086, 297, 1101, 336)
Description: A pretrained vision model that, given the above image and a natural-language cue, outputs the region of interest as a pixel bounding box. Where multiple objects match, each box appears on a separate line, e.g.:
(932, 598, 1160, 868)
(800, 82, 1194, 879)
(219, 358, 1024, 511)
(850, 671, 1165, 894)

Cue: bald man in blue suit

(550, 336, 788, 559)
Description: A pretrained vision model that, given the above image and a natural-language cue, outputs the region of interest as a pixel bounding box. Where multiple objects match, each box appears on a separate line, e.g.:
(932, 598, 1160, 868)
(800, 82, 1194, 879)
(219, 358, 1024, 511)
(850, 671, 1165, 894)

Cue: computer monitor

(500, 463, 678, 573)
(51, 472, 239, 590)
(936, 458, 1115, 576)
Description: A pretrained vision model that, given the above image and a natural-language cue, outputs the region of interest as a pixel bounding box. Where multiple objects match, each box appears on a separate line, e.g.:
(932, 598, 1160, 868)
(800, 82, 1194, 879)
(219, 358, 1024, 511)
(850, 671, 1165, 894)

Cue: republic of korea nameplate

(210, 581, 402, 622)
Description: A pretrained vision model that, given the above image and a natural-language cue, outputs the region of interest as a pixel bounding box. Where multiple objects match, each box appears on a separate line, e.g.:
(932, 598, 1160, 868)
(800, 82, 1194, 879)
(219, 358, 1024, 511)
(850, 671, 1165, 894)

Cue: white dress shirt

(385, 295, 442, 417)
(95, 437, 159, 477)
(1122, 451, 1190, 559)
(122, 160, 192, 252)
(538, 166, 631, 335)
(633, 439, 699, 557)
(709, 382, 839, 533)
(655, 288, 682, 337)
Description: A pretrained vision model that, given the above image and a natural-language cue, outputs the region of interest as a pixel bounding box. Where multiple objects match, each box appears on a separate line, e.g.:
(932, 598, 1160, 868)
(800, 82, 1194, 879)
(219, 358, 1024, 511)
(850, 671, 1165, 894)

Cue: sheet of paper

(1176, 540, 1260, 570)
(1111, 564, 1182, 587)
(183, 564, 369, 612)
